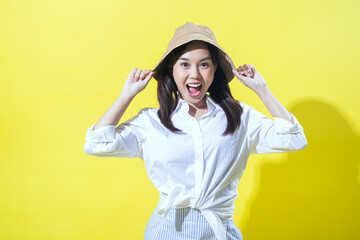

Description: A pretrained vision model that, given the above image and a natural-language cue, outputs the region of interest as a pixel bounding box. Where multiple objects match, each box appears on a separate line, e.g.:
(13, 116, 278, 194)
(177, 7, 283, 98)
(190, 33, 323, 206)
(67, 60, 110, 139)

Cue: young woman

(84, 22, 307, 240)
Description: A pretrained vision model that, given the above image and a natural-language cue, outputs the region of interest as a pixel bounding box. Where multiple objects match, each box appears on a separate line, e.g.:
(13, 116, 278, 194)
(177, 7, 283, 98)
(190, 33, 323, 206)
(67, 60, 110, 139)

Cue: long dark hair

(154, 40, 243, 135)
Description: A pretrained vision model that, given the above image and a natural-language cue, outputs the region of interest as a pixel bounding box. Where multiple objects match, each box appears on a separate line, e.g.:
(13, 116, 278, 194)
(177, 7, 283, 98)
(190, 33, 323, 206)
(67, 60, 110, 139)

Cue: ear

(168, 64, 173, 74)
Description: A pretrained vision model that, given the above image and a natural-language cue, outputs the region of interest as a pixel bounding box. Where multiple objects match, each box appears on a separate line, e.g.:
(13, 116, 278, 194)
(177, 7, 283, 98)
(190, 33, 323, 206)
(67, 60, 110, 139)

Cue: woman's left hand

(232, 64, 268, 93)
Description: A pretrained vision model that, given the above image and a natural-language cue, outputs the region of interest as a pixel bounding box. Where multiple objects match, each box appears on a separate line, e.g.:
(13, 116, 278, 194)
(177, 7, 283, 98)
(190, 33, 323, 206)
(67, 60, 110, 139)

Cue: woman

(84, 22, 307, 240)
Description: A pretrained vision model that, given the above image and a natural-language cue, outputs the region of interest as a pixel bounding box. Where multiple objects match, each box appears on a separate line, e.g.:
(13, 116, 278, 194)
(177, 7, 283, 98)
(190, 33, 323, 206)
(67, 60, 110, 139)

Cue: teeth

(187, 83, 202, 87)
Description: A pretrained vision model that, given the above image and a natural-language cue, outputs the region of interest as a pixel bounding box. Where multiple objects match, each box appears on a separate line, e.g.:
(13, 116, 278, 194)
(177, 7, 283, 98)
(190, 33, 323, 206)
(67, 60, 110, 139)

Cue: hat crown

(166, 22, 218, 53)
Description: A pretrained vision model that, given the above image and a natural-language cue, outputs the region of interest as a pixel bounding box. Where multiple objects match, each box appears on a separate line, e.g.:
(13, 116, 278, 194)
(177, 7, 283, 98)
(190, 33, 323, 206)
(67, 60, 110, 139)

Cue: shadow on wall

(241, 99, 360, 240)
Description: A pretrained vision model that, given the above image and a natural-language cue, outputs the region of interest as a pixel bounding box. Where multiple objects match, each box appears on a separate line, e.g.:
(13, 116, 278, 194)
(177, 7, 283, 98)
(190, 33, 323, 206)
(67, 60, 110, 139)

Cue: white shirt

(84, 95, 307, 240)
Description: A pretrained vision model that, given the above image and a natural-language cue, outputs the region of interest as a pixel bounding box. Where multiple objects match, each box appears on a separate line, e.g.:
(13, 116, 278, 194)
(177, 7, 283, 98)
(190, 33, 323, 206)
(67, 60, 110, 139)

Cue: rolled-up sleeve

(244, 104, 307, 155)
(83, 108, 149, 159)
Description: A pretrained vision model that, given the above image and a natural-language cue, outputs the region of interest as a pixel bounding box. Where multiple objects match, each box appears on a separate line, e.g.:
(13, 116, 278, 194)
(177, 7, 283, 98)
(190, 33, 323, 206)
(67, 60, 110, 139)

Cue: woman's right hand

(121, 67, 154, 99)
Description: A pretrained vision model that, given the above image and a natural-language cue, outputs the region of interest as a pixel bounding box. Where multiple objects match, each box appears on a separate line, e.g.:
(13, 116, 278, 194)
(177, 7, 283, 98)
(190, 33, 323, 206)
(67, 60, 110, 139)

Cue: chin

(183, 94, 206, 105)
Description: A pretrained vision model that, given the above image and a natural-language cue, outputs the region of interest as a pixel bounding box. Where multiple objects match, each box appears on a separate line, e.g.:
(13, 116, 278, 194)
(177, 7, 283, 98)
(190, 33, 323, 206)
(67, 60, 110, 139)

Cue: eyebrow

(178, 57, 212, 61)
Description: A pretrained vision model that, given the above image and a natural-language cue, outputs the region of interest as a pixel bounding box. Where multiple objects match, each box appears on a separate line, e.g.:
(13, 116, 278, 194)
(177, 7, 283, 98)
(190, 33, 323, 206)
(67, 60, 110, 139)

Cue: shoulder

(238, 101, 273, 127)
(132, 107, 161, 125)
(238, 101, 253, 113)
(135, 107, 171, 132)
(237, 101, 262, 123)
(117, 107, 161, 136)
(137, 107, 159, 118)
(119, 107, 159, 126)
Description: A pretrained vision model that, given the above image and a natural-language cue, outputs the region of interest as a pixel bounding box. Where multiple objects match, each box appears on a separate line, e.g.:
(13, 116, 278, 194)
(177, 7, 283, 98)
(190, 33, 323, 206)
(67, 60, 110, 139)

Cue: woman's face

(171, 41, 217, 108)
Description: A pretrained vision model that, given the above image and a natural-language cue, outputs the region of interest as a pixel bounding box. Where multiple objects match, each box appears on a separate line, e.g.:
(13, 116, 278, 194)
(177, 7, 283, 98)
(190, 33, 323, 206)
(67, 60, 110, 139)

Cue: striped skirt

(144, 207, 243, 240)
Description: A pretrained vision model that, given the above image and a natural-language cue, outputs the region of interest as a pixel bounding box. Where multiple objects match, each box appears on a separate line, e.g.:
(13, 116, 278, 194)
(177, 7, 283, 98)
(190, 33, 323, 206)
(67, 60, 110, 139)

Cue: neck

(187, 97, 208, 119)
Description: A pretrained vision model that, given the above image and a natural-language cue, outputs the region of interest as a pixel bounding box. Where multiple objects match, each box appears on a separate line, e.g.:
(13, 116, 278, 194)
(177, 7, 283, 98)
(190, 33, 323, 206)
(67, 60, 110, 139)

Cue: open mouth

(186, 83, 202, 97)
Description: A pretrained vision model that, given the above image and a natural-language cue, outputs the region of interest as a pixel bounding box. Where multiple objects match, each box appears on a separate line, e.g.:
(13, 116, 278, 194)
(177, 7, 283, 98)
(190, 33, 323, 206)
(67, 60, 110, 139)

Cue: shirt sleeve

(241, 103, 308, 155)
(83, 108, 149, 159)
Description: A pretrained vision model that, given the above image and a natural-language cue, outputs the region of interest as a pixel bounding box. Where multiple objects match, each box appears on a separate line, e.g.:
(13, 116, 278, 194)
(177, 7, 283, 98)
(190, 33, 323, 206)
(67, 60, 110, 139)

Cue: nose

(189, 65, 201, 79)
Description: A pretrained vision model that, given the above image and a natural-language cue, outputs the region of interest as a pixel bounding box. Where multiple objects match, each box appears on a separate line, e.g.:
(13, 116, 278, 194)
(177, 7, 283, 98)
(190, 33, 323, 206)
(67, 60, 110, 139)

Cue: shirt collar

(173, 97, 189, 114)
(205, 94, 222, 113)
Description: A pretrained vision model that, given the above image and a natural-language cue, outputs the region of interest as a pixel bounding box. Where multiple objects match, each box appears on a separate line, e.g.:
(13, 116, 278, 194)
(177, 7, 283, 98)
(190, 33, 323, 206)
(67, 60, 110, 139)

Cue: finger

(232, 69, 247, 84)
(236, 67, 243, 75)
(144, 70, 152, 78)
(143, 71, 154, 84)
(248, 64, 256, 75)
(145, 69, 152, 76)
(140, 70, 147, 80)
(135, 69, 142, 80)
(243, 65, 252, 77)
(246, 64, 254, 75)
(234, 67, 242, 75)
(233, 68, 242, 77)
(130, 67, 137, 78)
(237, 66, 247, 76)
(233, 70, 244, 78)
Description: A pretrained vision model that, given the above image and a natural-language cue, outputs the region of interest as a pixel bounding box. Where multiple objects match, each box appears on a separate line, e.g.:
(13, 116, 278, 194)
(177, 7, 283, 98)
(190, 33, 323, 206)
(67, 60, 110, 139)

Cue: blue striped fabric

(144, 207, 243, 240)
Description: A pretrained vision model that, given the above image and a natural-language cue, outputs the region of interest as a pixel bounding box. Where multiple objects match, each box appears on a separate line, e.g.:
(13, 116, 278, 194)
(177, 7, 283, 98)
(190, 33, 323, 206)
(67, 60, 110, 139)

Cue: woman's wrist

(255, 85, 271, 99)
(119, 91, 136, 102)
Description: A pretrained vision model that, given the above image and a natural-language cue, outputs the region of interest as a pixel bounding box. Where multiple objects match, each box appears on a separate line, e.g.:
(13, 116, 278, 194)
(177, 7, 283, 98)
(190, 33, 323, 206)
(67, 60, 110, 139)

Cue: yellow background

(1, 0, 359, 239)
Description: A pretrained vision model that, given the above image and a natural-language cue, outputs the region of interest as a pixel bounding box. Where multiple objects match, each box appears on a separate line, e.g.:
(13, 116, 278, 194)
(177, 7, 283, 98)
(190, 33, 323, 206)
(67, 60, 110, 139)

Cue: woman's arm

(233, 64, 307, 154)
(93, 67, 154, 130)
(232, 64, 293, 123)
(255, 86, 294, 123)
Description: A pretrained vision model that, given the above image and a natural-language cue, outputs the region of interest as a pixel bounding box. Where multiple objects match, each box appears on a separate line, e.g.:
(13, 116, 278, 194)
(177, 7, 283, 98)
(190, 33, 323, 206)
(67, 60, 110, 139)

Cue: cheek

(173, 76, 184, 89)
(172, 66, 180, 77)
(173, 69, 187, 86)
(204, 71, 215, 84)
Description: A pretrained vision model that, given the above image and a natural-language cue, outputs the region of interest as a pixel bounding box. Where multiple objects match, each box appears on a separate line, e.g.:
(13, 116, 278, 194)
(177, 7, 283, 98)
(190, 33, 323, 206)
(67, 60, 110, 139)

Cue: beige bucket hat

(152, 22, 236, 83)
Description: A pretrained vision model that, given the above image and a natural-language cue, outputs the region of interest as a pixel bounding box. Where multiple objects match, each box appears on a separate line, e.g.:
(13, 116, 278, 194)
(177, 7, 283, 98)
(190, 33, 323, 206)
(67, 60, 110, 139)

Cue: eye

(200, 62, 209, 67)
(180, 62, 189, 67)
